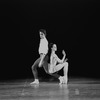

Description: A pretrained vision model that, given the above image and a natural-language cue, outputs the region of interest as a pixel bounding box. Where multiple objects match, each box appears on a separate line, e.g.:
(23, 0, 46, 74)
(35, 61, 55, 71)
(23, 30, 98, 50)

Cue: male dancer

(30, 29, 48, 84)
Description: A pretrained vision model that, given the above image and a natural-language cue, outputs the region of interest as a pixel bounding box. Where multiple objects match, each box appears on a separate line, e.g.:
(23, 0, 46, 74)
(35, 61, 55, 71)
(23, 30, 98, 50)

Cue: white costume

(38, 37, 48, 55)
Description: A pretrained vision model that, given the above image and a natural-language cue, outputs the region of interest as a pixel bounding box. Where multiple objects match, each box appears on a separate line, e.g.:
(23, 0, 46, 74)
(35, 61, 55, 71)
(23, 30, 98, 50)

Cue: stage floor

(0, 78, 100, 100)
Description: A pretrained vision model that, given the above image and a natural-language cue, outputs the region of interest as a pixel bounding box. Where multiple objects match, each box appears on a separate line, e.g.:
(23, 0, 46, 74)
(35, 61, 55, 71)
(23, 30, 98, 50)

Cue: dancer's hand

(64, 58, 68, 62)
(62, 50, 66, 56)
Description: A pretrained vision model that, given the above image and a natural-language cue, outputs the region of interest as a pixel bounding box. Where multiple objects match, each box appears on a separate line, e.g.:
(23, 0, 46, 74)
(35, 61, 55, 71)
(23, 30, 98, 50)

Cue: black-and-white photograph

(0, 0, 100, 100)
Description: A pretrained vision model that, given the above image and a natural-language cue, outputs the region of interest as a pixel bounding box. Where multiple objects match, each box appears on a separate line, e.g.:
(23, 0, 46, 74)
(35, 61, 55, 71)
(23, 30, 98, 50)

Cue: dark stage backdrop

(0, 0, 100, 80)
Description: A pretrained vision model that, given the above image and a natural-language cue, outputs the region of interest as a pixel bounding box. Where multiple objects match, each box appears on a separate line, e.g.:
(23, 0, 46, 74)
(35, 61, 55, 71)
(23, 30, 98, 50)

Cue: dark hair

(47, 43, 53, 63)
(39, 29, 46, 36)
(49, 43, 53, 48)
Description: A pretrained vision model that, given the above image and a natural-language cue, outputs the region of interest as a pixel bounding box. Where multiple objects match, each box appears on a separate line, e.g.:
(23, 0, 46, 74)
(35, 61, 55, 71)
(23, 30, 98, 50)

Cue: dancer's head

(39, 29, 46, 39)
(51, 44, 57, 51)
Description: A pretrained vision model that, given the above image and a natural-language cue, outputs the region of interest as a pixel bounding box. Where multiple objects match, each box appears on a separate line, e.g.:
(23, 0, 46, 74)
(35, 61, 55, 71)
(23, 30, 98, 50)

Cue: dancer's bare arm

(61, 50, 66, 62)
(56, 50, 66, 63)
(63, 58, 68, 62)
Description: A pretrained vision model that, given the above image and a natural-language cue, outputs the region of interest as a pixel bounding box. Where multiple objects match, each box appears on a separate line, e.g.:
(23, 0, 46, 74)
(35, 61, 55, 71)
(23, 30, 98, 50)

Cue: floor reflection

(30, 83, 69, 100)
(1, 79, 100, 100)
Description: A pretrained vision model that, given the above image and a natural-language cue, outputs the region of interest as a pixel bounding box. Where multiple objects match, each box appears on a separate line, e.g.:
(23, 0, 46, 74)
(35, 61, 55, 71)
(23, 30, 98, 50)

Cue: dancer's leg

(39, 54, 46, 67)
(51, 62, 67, 73)
(63, 62, 68, 84)
(42, 55, 49, 73)
(31, 58, 41, 84)
(49, 62, 68, 84)
(43, 55, 60, 78)
(42, 56, 63, 83)
(63, 62, 68, 76)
